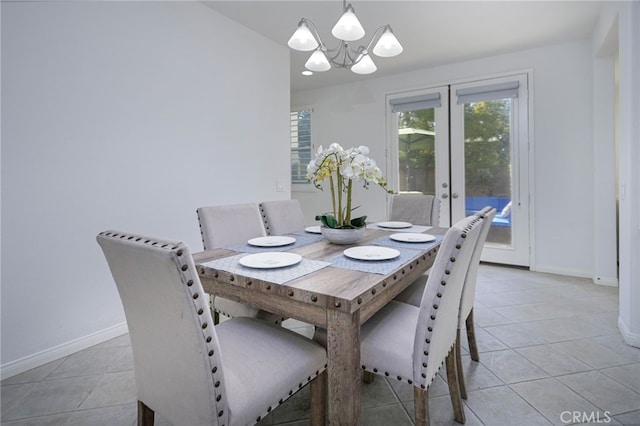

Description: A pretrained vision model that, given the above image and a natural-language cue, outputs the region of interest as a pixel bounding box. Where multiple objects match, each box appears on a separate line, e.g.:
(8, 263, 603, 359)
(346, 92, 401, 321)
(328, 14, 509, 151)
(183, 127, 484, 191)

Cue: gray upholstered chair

(389, 193, 441, 226)
(97, 231, 327, 426)
(394, 206, 496, 400)
(196, 203, 283, 325)
(359, 214, 484, 425)
(360, 193, 441, 385)
(259, 199, 307, 235)
(454, 206, 496, 397)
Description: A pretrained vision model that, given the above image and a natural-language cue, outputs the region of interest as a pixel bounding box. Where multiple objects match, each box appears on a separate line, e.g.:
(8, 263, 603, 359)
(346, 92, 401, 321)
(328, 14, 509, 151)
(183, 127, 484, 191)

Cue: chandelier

(287, 1, 403, 75)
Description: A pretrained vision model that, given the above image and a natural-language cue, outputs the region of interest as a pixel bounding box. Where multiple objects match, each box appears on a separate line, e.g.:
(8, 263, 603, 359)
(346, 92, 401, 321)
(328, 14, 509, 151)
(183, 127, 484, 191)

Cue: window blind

(456, 81, 519, 104)
(390, 92, 441, 113)
(290, 110, 312, 184)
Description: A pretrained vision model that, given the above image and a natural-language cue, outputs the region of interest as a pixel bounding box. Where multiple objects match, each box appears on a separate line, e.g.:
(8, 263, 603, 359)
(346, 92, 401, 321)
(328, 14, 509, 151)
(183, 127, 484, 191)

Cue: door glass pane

(397, 108, 436, 195)
(463, 99, 513, 245)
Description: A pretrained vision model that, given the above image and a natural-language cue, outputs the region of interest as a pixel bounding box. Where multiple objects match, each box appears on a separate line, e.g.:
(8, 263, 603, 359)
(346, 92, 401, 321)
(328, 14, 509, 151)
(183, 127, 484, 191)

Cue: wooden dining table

(193, 225, 443, 425)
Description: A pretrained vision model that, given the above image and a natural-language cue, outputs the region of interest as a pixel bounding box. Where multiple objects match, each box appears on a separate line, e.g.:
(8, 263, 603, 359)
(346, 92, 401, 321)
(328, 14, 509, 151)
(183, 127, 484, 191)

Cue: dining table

(193, 223, 444, 425)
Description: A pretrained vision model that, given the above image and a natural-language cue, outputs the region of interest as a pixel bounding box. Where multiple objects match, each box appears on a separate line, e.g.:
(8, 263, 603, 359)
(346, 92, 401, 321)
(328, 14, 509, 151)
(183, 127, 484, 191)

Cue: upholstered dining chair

(359, 214, 484, 425)
(394, 206, 496, 400)
(259, 199, 307, 235)
(97, 230, 327, 426)
(389, 193, 441, 226)
(454, 206, 496, 397)
(361, 193, 441, 385)
(197, 203, 284, 325)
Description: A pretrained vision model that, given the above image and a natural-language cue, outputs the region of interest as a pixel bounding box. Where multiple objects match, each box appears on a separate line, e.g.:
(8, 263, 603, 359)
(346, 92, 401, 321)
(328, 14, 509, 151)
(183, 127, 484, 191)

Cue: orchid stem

(346, 179, 353, 225)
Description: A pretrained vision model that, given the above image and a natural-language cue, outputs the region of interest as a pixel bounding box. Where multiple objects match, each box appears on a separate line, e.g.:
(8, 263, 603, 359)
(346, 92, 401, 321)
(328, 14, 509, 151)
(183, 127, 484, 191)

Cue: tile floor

(2, 265, 639, 425)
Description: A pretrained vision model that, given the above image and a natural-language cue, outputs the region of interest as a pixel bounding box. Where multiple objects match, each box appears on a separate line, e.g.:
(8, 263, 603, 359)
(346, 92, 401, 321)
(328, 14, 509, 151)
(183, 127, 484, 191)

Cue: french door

(386, 74, 530, 266)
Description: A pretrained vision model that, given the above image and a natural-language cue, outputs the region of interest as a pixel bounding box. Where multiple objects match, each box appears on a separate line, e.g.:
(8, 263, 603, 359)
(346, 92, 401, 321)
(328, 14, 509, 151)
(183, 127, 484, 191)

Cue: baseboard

(532, 264, 592, 279)
(592, 276, 619, 287)
(0, 322, 128, 381)
(618, 316, 640, 348)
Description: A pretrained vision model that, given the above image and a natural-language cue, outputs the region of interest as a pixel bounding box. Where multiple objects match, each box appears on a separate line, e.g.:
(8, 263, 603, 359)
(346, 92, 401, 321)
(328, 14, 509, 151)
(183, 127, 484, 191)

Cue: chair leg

(209, 294, 220, 325)
(445, 347, 466, 424)
(309, 371, 327, 426)
(137, 400, 154, 426)
(455, 329, 468, 400)
(465, 308, 479, 362)
(363, 371, 375, 384)
(414, 387, 430, 426)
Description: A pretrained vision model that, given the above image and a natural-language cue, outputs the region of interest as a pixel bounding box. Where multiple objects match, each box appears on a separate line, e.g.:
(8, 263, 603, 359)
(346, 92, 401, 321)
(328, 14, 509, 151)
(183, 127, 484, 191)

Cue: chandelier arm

(300, 18, 328, 50)
(363, 25, 390, 52)
(329, 25, 389, 68)
(325, 42, 363, 68)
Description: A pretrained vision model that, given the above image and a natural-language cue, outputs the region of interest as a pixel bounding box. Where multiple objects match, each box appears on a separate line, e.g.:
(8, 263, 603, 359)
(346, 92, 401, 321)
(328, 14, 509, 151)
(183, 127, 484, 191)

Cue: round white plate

(305, 226, 322, 234)
(377, 221, 413, 229)
(343, 246, 400, 261)
(390, 233, 436, 243)
(239, 252, 302, 269)
(247, 236, 296, 247)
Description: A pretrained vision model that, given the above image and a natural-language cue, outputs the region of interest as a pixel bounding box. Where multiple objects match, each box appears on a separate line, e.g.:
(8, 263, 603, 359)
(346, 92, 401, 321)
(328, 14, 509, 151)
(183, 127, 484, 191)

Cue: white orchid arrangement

(307, 143, 390, 229)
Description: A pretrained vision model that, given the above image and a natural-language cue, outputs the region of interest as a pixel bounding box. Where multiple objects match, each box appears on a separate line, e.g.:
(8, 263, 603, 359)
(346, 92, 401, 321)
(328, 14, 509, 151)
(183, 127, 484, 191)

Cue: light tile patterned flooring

(2, 265, 639, 425)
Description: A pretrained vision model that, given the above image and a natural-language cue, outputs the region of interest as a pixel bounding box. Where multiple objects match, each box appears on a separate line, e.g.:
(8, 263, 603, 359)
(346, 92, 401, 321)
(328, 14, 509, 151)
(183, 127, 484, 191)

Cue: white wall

(293, 40, 599, 278)
(1, 2, 291, 377)
(592, 5, 619, 288)
(611, 0, 640, 348)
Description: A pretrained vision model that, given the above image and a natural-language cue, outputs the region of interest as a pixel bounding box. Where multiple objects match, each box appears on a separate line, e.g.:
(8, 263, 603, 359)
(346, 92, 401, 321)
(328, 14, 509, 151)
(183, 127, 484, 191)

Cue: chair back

(260, 199, 306, 235)
(412, 214, 484, 387)
(459, 207, 497, 326)
(389, 194, 440, 226)
(96, 231, 228, 425)
(197, 203, 266, 250)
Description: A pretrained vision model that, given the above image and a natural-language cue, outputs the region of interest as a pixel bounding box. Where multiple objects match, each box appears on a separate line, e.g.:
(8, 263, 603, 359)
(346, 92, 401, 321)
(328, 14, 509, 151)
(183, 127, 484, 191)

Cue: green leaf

(350, 216, 367, 228)
(316, 214, 338, 228)
(316, 213, 366, 229)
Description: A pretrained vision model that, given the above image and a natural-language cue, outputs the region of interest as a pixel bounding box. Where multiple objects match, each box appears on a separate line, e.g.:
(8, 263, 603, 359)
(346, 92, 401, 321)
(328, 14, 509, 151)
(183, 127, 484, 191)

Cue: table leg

(326, 308, 361, 425)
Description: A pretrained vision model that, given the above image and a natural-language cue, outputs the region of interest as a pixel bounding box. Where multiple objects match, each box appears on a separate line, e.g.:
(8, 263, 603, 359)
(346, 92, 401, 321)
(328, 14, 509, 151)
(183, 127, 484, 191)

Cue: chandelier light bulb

(305, 50, 331, 72)
(331, 4, 365, 41)
(288, 21, 319, 51)
(351, 53, 377, 74)
(372, 27, 403, 58)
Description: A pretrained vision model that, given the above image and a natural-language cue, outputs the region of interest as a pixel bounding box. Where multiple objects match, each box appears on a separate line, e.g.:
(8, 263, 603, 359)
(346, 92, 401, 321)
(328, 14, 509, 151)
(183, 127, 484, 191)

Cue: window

(290, 109, 312, 184)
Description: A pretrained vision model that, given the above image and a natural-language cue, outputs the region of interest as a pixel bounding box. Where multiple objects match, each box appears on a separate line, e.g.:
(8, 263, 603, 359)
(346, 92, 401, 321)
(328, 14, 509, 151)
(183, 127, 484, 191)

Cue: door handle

(441, 193, 449, 199)
(452, 193, 459, 199)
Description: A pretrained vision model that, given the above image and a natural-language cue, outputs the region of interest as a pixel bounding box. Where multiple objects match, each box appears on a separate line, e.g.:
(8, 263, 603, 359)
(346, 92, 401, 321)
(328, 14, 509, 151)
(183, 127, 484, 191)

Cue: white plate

(390, 233, 436, 243)
(343, 246, 400, 261)
(247, 236, 296, 247)
(239, 252, 302, 269)
(377, 221, 413, 229)
(305, 226, 322, 234)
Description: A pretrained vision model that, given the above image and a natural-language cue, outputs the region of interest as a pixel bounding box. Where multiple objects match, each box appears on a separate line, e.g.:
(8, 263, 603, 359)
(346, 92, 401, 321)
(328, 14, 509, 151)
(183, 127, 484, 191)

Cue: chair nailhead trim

(99, 231, 228, 424)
